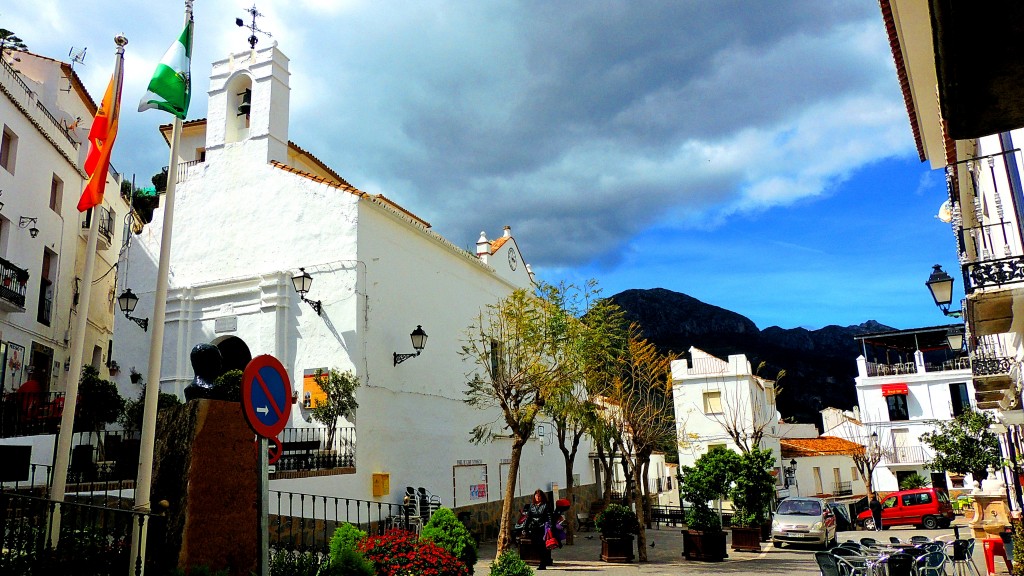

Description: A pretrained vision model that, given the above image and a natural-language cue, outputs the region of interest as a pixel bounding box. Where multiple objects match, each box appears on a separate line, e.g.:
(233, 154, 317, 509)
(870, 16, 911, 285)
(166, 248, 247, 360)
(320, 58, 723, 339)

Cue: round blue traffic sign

(242, 355, 292, 438)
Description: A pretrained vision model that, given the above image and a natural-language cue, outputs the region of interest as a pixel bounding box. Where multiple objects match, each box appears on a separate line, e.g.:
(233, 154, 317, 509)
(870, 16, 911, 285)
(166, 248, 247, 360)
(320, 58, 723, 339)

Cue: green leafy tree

(729, 447, 777, 527)
(919, 408, 1001, 481)
(76, 365, 125, 434)
(310, 368, 360, 448)
(421, 507, 478, 574)
(461, 288, 574, 556)
(212, 369, 243, 401)
(118, 389, 182, 431)
(679, 447, 741, 531)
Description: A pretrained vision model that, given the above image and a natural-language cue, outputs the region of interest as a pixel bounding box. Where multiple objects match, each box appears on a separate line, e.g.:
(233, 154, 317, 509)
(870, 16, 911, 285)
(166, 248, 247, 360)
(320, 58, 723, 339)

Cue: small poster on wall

(302, 368, 329, 409)
(5, 342, 24, 390)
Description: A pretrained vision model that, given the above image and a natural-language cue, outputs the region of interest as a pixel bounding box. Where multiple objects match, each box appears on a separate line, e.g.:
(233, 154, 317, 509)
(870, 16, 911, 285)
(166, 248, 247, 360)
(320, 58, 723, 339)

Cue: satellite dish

(937, 200, 953, 223)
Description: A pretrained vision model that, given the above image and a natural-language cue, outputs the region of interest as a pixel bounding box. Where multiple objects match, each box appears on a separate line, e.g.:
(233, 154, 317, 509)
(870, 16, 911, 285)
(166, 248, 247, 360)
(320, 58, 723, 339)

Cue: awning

(882, 383, 909, 397)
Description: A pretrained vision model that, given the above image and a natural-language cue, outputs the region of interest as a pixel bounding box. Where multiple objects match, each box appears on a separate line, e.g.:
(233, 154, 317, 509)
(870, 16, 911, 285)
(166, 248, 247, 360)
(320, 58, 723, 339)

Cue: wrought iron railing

(882, 445, 929, 465)
(0, 256, 29, 309)
(971, 334, 1014, 377)
(965, 255, 1024, 292)
(0, 391, 65, 438)
(83, 205, 115, 244)
(865, 361, 918, 377)
(833, 481, 852, 496)
(0, 491, 163, 575)
(0, 55, 78, 149)
(273, 426, 355, 473)
(269, 490, 413, 554)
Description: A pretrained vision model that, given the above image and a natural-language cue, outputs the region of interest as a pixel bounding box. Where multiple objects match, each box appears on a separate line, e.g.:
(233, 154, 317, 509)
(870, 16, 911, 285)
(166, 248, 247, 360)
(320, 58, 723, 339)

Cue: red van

(857, 488, 954, 530)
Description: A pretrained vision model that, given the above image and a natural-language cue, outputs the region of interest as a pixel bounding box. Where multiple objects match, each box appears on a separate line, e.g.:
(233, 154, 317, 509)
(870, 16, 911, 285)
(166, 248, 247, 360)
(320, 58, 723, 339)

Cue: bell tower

(205, 43, 290, 165)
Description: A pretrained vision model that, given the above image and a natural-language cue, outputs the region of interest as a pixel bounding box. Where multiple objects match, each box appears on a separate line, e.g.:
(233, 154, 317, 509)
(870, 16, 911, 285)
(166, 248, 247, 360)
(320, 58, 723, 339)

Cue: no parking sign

(242, 354, 292, 440)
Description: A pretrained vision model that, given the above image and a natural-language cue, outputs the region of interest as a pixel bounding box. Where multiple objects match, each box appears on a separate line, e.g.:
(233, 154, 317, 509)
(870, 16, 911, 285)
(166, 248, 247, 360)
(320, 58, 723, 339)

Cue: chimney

(503, 225, 511, 238)
(476, 231, 490, 263)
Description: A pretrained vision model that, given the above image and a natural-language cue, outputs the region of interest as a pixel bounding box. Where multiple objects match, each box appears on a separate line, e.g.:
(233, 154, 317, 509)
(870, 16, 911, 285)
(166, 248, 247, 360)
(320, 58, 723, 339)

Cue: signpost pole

(258, 436, 269, 576)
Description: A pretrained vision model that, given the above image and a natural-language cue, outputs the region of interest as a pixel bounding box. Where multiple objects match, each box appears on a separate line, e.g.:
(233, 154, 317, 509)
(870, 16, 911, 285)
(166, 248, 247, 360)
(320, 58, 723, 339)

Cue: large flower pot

(760, 521, 772, 542)
(683, 529, 728, 561)
(599, 535, 634, 563)
(731, 526, 762, 552)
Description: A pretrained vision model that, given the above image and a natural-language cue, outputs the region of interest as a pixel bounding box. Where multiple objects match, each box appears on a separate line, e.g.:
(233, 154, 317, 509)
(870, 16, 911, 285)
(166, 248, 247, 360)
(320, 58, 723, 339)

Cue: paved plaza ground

(473, 522, 995, 575)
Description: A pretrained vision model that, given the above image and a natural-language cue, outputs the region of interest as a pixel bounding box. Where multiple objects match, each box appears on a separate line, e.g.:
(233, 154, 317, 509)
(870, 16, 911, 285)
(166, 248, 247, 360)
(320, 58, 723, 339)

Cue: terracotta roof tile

(780, 436, 865, 458)
(489, 236, 510, 253)
(879, 0, 926, 162)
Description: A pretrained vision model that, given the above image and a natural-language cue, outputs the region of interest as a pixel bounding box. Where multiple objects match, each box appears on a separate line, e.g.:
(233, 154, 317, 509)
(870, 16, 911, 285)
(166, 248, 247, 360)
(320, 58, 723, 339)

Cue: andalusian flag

(138, 19, 193, 118)
(78, 69, 122, 212)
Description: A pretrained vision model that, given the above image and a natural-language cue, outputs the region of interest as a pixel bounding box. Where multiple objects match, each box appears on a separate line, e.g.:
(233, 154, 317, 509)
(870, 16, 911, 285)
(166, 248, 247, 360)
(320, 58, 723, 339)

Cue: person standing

(525, 489, 553, 569)
(869, 493, 883, 531)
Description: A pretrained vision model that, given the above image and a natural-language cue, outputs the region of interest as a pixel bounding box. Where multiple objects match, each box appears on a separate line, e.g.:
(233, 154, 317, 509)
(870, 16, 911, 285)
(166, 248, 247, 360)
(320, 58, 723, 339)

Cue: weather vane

(236, 5, 272, 49)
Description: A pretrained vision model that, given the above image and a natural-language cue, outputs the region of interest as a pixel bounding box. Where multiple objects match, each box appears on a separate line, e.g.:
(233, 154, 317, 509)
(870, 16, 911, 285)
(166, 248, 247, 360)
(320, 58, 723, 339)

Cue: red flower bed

(358, 529, 470, 576)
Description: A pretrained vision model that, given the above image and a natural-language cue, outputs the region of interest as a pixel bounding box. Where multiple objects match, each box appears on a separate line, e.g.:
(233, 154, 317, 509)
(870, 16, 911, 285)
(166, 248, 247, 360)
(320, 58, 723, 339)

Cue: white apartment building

(671, 347, 783, 470)
(0, 48, 128, 435)
(853, 325, 975, 491)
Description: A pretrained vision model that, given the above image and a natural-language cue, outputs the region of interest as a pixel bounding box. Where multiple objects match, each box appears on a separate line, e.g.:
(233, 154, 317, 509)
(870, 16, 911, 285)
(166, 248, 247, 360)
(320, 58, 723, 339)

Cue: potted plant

(595, 503, 639, 562)
(680, 447, 740, 561)
(729, 447, 777, 552)
(129, 367, 143, 384)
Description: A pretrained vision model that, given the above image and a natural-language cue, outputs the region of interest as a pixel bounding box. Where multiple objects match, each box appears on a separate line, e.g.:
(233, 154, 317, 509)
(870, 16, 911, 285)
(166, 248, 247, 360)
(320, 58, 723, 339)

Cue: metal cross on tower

(236, 5, 272, 49)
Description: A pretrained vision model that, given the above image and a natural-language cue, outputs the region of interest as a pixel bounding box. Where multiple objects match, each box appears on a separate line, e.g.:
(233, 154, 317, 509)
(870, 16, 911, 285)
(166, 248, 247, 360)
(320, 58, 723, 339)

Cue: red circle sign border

(241, 354, 291, 438)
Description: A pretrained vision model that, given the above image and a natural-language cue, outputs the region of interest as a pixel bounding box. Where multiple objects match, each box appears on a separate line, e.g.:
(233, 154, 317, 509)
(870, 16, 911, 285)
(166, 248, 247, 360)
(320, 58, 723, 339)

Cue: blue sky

(4, 1, 963, 331)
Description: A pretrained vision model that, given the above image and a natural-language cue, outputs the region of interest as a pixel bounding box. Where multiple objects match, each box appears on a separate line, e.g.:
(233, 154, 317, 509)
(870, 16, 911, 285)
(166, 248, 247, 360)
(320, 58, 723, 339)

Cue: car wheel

(863, 518, 876, 531)
(922, 516, 939, 530)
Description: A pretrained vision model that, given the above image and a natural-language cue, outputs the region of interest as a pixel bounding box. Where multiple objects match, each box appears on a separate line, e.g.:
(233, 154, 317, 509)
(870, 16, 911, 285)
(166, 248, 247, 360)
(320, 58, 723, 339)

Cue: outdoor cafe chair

(838, 542, 864, 553)
(915, 550, 946, 576)
(909, 535, 932, 544)
(861, 537, 879, 547)
(815, 551, 843, 576)
(882, 552, 916, 576)
(889, 536, 903, 545)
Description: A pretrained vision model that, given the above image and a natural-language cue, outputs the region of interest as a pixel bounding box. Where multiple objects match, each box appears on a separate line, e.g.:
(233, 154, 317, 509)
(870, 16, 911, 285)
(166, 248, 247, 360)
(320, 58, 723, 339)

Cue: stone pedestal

(151, 400, 259, 576)
(968, 466, 1011, 540)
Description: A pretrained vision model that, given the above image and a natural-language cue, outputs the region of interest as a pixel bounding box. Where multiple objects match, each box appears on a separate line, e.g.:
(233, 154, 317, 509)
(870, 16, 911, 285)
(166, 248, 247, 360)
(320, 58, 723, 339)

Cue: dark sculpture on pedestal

(184, 343, 224, 402)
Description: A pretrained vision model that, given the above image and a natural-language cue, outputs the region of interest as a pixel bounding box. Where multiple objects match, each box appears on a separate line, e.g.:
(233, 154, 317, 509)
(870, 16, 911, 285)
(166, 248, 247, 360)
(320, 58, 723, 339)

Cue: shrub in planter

(679, 447, 740, 561)
(358, 529, 469, 576)
(729, 447, 776, 551)
(595, 504, 640, 539)
(269, 549, 331, 576)
(328, 523, 372, 575)
(421, 507, 478, 574)
(488, 549, 531, 576)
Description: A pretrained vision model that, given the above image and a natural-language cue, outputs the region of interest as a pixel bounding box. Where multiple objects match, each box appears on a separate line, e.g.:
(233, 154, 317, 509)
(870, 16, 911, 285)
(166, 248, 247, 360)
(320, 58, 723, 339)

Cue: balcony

(832, 481, 853, 497)
(881, 445, 929, 466)
(0, 391, 65, 438)
(269, 425, 356, 480)
(970, 334, 1018, 410)
(0, 257, 29, 312)
(81, 205, 115, 249)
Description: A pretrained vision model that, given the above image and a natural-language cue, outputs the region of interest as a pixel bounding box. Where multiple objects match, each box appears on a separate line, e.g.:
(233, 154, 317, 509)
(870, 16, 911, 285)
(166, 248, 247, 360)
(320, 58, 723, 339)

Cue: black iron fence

(0, 491, 163, 575)
(0, 256, 29, 309)
(269, 490, 413, 554)
(273, 426, 355, 473)
(0, 391, 65, 438)
(833, 481, 853, 496)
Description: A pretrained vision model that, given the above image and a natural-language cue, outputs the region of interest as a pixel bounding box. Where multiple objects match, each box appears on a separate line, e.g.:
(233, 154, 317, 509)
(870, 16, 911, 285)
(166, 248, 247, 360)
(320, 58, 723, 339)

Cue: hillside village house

(779, 436, 866, 505)
(851, 325, 975, 491)
(880, 0, 1024, 507)
(0, 49, 129, 459)
(112, 42, 596, 517)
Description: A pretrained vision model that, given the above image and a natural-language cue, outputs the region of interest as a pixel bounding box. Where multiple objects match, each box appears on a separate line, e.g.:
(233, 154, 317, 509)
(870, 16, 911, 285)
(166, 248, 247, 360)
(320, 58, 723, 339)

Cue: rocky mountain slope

(609, 288, 893, 425)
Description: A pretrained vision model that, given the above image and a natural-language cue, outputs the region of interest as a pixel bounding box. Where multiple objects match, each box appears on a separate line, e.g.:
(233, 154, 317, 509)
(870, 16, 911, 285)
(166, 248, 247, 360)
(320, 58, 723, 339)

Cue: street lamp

(117, 288, 149, 331)
(925, 264, 962, 317)
(393, 325, 428, 365)
(945, 325, 965, 351)
(291, 267, 322, 316)
(18, 216, 39, 238)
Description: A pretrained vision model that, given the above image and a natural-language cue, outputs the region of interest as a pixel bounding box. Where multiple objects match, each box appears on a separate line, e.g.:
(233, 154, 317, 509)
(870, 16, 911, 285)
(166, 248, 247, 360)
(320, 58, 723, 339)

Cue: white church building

(115, 42, 594, 513)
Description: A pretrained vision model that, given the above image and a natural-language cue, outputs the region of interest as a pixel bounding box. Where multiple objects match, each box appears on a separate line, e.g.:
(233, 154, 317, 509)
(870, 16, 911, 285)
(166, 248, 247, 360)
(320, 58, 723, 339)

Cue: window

(49, 175, 63, 213)
(0, 126, 16, 173)
(812, 467, 822, 494)
(703, 391, 722, 414)
(195, 148, 206, 161)
(949, 382, 970, 417)
(883, 496, 897, 508)
(886, 393, 909, 421)
(902, 492, 931, 506)
(852, 466, 860, 482)
(707, 443, 727, 453)
(833, 467, 842, 485)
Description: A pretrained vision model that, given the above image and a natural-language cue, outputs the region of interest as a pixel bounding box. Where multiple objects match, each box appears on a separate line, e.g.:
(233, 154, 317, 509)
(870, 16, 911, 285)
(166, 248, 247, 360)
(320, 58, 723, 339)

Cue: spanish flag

(78, 68, 122, 212)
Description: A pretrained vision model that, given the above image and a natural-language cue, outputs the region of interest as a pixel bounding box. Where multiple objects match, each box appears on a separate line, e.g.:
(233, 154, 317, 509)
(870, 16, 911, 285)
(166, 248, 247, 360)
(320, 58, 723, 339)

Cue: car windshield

(778, 500, 822, 516)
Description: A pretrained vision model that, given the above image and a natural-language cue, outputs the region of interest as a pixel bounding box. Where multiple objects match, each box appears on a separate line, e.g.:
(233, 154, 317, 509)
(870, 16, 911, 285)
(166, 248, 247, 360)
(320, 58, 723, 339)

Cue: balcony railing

(0, 391, 65, 438)
(971, 334, 1014, 377)
(881, 445, 929, 465)
(269, 490, 414, 554)
(0, 257, 29, 310)
(965, 255, 1024, 292)
(0, 54, 79, 151)
(271, 426, 355, 475)
(833, 481, 853, 496)
(82, 205, 115, 245)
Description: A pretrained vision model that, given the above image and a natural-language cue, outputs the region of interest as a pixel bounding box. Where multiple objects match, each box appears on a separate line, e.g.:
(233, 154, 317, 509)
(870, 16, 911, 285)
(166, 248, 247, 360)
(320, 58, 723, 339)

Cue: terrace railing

(0, 391, 65, 438)
(273, 425, 355, 474)
(269, 490, 413, 554)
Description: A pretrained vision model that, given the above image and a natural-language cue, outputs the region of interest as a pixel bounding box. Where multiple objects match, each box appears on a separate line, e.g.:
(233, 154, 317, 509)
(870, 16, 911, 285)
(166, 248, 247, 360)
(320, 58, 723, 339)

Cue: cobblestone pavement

(473, 523, 993, 575)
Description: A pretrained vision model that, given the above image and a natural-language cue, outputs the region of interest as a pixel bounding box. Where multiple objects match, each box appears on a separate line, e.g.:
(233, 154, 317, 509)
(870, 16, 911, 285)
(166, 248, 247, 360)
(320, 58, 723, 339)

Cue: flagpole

(48, 35, 127, 546)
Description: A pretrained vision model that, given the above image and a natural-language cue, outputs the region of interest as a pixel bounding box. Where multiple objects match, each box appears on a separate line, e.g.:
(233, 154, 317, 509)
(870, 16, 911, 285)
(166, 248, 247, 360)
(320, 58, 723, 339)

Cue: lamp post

(925, 264, 963, 317)
(868, 431, 880, 493)
(116, 288, 149, 331)
(291, 267, 322, 315)
(394, 325, 428, 365)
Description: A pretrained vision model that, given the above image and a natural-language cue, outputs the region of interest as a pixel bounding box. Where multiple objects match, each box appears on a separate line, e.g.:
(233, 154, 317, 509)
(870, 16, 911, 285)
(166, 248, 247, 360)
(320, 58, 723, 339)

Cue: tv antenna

(236, 5, 272, 50)
(62, 46, 87, 92)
